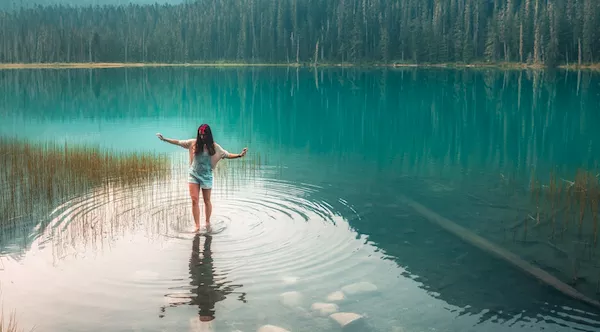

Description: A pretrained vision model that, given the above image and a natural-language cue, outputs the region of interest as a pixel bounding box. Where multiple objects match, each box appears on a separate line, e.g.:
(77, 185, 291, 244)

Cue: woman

(156, 124, 248, 232)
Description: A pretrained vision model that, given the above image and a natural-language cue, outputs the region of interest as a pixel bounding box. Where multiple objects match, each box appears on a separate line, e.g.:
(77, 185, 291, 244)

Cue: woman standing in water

(156, 124, 247, 232)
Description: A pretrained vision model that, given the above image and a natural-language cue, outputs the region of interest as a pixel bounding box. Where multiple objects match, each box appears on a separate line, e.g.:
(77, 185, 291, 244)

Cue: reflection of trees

(161, 234, 246, 321)
(2, 68, 598, 182)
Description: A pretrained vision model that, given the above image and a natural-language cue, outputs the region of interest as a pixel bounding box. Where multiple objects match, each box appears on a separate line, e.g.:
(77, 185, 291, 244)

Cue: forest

(0, 0, 598, 66)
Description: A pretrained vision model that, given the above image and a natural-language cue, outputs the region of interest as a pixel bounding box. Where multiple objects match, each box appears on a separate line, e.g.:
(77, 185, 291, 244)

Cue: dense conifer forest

(0, 0, 598, 66)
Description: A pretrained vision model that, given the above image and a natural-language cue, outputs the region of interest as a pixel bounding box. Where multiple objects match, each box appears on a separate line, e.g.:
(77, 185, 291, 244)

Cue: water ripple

(24, 166, 367, 300)
(3, 164, 600, 332)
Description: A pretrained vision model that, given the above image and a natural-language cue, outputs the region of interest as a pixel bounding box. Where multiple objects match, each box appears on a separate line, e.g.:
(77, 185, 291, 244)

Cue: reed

(575, 170, 589, 234)
(589, 182, 600, 247)
(29, 150, 265, 260)
(0, 143, 265, 256)
(0, 136, 172, 225)
(563, 179, 574, 237)
(528, 172, 541, 236)
(551, 169, 562, 238)
(0, 291, 23, 332)
(522, 168, 600, 252)
(0, 311, 21, 332)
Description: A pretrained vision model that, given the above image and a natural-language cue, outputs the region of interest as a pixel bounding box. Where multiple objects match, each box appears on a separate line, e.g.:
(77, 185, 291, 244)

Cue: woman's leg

(202, 188, 212, 226)
(188, 183, 201, 231)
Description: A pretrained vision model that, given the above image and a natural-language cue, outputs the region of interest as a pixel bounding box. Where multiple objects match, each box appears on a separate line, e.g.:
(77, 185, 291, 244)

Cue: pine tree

(485, 20, 498, 62)
(0, 0, 598, 66)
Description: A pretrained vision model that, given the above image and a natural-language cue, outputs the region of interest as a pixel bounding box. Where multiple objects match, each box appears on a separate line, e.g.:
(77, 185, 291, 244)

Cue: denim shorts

(188, 169, 213, 189)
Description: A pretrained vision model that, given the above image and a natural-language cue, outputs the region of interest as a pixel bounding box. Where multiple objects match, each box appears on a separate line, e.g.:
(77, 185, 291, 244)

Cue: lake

(1, 67, 600, 332)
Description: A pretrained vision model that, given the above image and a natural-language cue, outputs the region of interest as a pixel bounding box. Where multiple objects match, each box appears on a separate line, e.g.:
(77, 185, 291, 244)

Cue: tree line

(0, 0, 598, 66)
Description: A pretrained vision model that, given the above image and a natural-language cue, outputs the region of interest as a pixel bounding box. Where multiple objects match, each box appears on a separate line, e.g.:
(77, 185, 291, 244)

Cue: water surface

(1, 67, 600, 332)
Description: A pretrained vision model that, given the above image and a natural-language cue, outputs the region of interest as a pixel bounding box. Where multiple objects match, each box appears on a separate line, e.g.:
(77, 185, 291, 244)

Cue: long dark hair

(195, 124, 216, 156)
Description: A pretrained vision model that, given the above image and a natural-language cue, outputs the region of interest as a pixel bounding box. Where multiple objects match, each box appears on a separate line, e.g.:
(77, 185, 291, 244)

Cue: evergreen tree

(0, 0, 599, 65)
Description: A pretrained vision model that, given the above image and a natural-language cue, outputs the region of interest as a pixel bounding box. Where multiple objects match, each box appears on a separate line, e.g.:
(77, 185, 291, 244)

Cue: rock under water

(281, 276, 299, 285)
(329, 312, 363, 327)
(257, 325, 291, 332)
(340, 282, 378, 295)
(329, 312, 368, 332)
(310, 302, 339, 316)
(279, 291, 303, 307)
(326, 290, 345, 302)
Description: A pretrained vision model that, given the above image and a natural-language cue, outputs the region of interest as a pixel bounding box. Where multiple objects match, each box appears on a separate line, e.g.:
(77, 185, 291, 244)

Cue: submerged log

(398, 194, 600, 310)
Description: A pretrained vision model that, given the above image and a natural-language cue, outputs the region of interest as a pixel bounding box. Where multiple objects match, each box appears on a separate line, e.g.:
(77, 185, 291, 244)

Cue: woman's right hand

(156, 133, 164, 141)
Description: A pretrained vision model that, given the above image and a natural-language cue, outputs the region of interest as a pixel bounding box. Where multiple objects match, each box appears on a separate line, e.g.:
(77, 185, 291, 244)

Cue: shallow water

(1, 67, 600, 331)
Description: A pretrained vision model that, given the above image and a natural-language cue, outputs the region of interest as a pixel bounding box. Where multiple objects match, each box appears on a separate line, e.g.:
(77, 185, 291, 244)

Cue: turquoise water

(1, 67, 600, 331)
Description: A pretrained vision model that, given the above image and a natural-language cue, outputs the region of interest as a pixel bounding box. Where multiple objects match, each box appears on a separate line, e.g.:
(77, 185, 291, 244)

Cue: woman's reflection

(161, 233, 247, 321)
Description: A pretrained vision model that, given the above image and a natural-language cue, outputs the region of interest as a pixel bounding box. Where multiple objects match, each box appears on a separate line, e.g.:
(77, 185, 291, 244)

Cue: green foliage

(0, 0, 598, 65)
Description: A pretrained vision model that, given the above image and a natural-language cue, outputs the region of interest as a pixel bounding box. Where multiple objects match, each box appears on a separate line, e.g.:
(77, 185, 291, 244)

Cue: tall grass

(0, 289, 22, 332)
(0, 311, 20, 332)
(528, 168, 600, 244)
(0, 143, 267, 260)
(520, 168, 600, 291)
(0, 136, 172, 225)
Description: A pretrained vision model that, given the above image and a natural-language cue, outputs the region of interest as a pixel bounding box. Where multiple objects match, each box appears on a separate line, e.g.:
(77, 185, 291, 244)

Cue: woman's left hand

(240, 148, 248, 157)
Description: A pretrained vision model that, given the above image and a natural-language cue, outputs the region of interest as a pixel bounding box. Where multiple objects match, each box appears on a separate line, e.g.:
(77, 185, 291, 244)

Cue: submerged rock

(341, 282, 377, 295)
(310, 302, 339, 316)
(329, 312, 364, 330)
(281, 276, 299, 285)
(257, 325, 290, 332)
(279, 291, 303, 307)
(326, 291, 345, 302)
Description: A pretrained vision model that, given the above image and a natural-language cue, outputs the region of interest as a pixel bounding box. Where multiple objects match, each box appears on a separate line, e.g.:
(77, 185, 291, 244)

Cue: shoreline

(0, 62, 599, 71)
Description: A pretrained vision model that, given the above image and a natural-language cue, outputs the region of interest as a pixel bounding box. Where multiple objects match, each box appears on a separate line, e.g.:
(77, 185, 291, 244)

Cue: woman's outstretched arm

(226, 147, 248, 159)
(156, 133, 191, 148)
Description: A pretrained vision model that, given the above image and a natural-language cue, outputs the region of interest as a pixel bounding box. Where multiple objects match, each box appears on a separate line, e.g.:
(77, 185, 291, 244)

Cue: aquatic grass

(0, 290, 23, 332)
(526, 172, 542, 239)
(525, 169, 600, 237)
(549, 169, 560, 238)
(589, 182, 600, 246)
(0, 136, 172, 226)
(564, 179, 575, 238)
(28, 151, 267, 261)
(0, 310, 21, 332)
(519, 168, 600, 289)
(575, 170, 590, 234)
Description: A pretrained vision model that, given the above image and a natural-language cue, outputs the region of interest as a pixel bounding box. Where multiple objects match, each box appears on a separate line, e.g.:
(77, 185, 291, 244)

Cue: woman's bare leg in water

(189, 183, 201, 231)
(202, 188, 212, 227)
